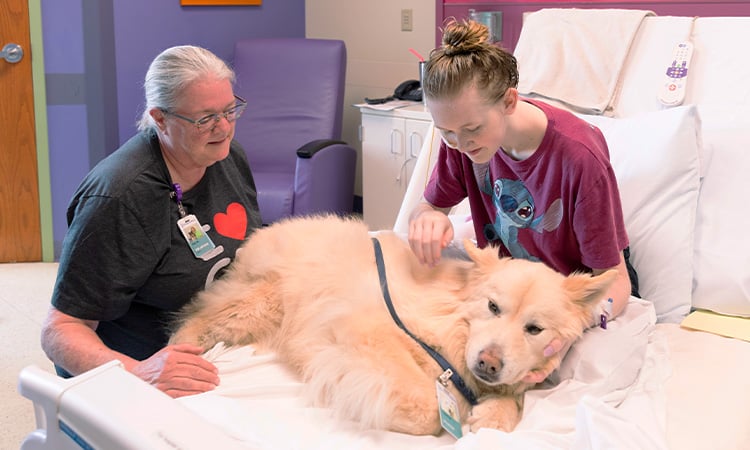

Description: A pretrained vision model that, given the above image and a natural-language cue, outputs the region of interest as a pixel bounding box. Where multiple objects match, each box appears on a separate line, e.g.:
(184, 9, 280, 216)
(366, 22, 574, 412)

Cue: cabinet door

(402, 119, 433, 190)
(361, 113, 407, 230)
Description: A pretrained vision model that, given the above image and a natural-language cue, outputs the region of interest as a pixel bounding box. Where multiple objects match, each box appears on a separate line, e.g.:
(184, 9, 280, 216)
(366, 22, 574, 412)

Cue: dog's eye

(488, 300, 500, 315)
(525, 324, 543, 335)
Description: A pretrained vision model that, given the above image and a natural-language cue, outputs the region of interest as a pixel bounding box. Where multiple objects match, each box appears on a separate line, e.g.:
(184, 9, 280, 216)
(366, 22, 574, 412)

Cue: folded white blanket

(515, 8, 654, 114)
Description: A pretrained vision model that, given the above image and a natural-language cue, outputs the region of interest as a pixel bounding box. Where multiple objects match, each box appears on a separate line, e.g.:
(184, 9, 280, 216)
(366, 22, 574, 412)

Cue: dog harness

(371, 238, 479, 406)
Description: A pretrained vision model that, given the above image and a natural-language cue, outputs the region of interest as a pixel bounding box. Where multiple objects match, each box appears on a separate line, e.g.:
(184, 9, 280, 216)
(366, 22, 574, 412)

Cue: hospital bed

(18, 9, 750, 450)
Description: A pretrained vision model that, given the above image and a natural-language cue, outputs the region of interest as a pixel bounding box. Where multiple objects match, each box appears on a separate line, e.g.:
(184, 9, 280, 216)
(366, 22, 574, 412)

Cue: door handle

(1, 43, 24, 64)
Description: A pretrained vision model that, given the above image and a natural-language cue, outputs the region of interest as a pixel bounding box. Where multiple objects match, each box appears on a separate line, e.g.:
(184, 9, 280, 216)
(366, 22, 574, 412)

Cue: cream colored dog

(169, 215, 615, 435)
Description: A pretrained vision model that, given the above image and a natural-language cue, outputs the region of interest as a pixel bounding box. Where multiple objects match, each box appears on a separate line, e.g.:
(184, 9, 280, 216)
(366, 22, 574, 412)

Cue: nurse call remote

(658, 42, 694, 106)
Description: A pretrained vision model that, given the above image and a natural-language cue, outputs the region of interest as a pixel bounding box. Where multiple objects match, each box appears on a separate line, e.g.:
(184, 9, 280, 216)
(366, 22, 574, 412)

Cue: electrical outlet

(401, 9, 413, 32)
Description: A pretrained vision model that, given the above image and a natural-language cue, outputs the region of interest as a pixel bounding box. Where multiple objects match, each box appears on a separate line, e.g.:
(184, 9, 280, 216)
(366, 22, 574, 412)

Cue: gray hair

(137, 45, 235, 133)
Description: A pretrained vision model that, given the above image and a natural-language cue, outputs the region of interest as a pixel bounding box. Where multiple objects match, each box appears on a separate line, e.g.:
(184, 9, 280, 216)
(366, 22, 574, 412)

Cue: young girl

(408, 20, 638, 380)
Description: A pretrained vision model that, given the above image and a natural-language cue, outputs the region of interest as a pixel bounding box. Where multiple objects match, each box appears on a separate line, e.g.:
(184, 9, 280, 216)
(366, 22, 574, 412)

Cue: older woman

(41, 45, 262, 397)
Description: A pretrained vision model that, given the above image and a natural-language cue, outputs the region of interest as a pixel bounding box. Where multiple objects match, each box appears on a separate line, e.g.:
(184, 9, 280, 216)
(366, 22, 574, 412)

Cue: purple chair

(232, 38, 357, 225)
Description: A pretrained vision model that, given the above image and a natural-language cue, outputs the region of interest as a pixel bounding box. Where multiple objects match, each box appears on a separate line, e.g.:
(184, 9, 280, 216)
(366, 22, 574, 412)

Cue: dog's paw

(467, 396, 520, 433)
(168, 325, 210, 348)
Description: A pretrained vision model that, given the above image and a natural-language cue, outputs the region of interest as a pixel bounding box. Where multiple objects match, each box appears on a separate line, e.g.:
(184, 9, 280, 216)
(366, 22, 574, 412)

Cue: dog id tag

(177, 214, 220, 261)
(600, 298, 614, 329)
(435, 379, 463, 439)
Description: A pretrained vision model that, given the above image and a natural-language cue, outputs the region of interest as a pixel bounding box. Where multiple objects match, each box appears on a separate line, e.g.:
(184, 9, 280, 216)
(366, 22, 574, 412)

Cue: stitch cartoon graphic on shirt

(480, 174, 563, 260)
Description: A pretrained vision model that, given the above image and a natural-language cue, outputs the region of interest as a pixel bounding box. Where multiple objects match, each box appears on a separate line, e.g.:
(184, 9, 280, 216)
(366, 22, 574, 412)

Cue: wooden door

(0, 0, 41, 262)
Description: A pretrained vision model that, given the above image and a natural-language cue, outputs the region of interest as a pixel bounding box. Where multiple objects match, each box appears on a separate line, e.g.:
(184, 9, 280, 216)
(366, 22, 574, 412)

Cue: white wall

(305, 0, 436, 197)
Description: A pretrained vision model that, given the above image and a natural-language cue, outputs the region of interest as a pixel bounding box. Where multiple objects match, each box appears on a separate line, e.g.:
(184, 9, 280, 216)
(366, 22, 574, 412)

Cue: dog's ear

(564, 270, 618, 308)
(463, 239, 502, 267)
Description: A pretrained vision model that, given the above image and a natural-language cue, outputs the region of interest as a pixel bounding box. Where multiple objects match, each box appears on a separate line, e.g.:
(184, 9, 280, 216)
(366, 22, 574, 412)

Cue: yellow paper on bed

(681, 309, 750, 342)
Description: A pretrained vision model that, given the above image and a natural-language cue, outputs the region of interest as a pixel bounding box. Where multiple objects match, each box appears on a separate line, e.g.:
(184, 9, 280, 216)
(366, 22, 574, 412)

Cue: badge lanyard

(171, 182, 220, 261)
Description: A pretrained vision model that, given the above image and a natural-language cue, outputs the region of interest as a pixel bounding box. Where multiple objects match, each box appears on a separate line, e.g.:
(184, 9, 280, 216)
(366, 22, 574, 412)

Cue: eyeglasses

(163, 95, 247, 133)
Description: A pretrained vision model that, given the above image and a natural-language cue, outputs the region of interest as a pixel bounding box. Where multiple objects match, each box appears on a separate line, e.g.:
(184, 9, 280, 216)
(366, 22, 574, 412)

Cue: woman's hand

(42, 306, 219, 398)
(521, 338, 567, 384)
(131, 344, 220, 398)
(408, 202, 454, 266)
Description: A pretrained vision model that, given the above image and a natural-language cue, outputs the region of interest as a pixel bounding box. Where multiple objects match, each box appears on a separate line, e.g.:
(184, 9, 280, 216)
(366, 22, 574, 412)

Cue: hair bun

(442, 19, 491, 56)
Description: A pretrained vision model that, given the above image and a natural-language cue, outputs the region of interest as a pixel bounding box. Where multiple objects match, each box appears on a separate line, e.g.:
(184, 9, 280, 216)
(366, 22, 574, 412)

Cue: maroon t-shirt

(424, 99, 628, 275)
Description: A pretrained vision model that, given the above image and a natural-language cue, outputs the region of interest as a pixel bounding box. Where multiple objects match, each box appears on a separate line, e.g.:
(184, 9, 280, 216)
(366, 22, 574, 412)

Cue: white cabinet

(359, 104, 432, 230)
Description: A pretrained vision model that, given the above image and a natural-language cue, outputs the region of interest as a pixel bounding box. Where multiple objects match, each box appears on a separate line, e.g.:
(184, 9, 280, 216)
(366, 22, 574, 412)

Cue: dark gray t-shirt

(52, 131, 262, 363)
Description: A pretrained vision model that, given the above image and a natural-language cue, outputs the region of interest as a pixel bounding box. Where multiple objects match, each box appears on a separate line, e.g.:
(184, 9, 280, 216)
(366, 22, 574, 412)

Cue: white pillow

(691, 106, 750, 317)
(580, 106, 702, 323)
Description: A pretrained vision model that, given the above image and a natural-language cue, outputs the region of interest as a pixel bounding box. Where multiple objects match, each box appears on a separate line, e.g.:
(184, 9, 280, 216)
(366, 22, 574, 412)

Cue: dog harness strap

(371, 238, 479, 406)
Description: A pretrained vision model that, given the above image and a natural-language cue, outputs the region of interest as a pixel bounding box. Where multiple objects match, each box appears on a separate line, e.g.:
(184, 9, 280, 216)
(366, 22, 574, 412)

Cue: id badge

(177, 214, 220, 261)
(435, 380, 463, 439)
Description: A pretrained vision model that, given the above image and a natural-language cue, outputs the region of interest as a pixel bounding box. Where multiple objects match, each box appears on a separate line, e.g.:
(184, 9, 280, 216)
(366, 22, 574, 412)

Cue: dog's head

(460, 240, 616, 388)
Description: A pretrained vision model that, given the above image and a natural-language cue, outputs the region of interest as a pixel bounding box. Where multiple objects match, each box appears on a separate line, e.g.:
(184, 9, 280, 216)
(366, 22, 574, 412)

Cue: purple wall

(42, 0, 305, 257)
(113, 1, 305, 142)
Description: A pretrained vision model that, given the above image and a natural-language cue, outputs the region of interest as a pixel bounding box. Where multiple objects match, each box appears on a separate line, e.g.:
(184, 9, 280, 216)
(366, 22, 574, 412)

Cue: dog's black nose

(475, 348, 503, 382)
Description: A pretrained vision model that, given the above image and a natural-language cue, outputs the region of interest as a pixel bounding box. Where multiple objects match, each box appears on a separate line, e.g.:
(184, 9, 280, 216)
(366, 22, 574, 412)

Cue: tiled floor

(0, 263, 58, 450)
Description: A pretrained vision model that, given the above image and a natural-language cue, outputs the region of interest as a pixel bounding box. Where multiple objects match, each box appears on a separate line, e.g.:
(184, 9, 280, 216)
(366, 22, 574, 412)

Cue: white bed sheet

(174, 297, 750, 450)
(659, 323, 750, 450)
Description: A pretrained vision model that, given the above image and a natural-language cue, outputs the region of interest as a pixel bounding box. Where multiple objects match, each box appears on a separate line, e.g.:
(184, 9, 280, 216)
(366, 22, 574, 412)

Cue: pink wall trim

(436, 1, 750, 49)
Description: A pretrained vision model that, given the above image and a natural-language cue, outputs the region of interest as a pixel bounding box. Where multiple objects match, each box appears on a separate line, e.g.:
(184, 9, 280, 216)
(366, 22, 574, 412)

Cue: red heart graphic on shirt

(214, 202, 247, 240)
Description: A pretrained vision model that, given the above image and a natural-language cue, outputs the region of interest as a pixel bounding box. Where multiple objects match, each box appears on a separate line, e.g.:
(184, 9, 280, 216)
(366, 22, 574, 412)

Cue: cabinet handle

(409, 132, 423, 158)
(396, 157, 414, 184)
(390, 129, 404, 155)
